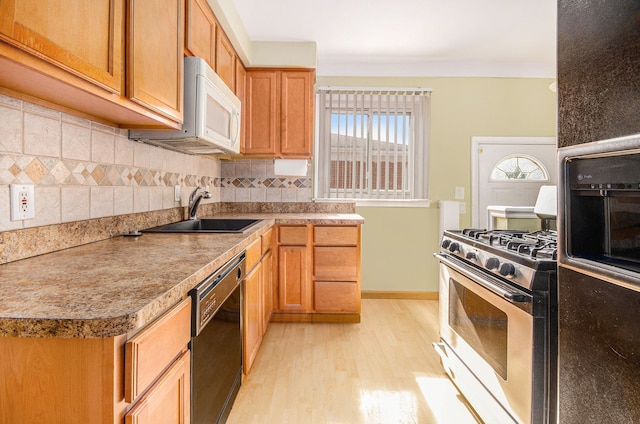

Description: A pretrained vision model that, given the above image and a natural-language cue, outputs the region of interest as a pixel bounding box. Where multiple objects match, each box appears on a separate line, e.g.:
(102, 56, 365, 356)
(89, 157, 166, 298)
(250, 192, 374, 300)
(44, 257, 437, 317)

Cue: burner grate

(459, 228, 557, 261)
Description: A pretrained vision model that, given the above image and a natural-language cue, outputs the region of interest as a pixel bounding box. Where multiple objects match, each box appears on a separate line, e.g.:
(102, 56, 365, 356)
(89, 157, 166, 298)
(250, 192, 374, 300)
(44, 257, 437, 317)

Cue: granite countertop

(0, 213, 363, 339)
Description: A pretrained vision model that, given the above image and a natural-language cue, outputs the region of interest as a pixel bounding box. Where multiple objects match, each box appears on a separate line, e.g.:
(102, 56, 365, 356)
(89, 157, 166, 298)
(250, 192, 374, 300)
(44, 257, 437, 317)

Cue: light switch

(454, 186, 465, 200)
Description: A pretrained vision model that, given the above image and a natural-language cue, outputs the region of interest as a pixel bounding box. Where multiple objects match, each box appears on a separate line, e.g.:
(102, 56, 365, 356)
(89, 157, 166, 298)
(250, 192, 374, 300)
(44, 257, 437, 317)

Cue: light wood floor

(227, 299, 482, 424)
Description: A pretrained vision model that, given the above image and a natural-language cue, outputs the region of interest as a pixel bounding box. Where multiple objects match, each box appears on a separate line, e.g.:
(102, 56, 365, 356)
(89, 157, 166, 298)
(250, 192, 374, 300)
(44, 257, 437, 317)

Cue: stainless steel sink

(143, 218, 261, 233)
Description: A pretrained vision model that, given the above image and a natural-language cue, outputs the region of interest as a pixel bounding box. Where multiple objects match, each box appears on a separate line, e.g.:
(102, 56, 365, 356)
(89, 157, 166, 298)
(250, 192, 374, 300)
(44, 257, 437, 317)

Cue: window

(315, 88, 430, 204)
(490, 155, 549, 181)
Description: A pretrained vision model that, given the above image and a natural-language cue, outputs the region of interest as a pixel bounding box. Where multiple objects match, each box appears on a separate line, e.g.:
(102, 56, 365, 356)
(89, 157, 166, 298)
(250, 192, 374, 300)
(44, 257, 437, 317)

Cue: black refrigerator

(557, 1, 640, 423)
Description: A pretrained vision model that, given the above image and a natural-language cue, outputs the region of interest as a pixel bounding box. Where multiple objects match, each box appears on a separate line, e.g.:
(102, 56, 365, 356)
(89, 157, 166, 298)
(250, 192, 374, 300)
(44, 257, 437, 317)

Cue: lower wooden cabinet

(0, 298, 192, 424)
(243, 229, 274, 374)
(261, 249, 273, 333)
(243, 258, 262, 374)
(312, 226, 361, 317)
(272, 224, 361, 322)
(124, 350, 190, 424)
(276, 225, 312, 312)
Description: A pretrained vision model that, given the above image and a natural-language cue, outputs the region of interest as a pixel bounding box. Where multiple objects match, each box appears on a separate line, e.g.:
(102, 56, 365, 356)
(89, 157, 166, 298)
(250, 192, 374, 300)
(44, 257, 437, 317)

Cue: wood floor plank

(227, 299, 481, 424)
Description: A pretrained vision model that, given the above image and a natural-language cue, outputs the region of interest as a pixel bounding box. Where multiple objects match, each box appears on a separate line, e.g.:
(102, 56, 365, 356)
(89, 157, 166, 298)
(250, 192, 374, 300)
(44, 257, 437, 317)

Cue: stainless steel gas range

(434, 229, 557, 424)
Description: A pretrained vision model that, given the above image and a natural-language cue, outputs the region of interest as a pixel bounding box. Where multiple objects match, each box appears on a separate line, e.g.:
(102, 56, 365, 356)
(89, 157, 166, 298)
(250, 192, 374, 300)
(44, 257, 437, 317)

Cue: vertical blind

(315, 87, 430, 201)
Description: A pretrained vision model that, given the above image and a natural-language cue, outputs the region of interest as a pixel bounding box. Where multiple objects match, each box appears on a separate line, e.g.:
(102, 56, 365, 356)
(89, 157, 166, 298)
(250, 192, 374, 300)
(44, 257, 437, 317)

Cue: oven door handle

(435, 253, 532, 304)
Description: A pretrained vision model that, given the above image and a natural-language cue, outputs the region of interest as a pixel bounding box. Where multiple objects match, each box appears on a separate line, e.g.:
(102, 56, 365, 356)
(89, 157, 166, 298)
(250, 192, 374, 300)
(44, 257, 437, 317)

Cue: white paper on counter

(274, 159, 308, 176)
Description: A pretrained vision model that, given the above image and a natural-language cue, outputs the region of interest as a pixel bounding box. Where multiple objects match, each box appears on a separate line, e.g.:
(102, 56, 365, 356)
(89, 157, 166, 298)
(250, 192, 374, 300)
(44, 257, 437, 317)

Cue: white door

(471, 137, 557, 228)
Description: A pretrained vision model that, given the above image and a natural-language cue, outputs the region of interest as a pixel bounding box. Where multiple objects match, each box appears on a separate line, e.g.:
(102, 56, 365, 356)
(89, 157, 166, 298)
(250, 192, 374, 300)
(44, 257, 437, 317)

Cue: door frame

(471, 136, 556, 227)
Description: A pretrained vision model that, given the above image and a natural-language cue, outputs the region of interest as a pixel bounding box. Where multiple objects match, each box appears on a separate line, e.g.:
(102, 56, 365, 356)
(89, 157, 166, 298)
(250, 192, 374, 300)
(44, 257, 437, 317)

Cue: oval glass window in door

(489, 155, 550, 181)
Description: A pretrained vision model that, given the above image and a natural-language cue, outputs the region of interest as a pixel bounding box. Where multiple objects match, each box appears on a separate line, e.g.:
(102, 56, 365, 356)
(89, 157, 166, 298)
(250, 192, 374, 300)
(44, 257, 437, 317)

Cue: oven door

(435, 254, 536, 424)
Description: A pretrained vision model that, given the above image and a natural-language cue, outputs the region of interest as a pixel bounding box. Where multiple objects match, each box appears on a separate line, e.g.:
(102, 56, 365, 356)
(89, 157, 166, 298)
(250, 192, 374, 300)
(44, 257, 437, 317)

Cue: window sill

(314, 198, 431, 208)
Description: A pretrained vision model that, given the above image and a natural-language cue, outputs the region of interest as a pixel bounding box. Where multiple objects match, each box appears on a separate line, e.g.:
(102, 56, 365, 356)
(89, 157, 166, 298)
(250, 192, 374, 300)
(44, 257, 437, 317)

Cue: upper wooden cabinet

(127, 0, 184, 122)
(244, 70, 279, 155)
(215, 28, 236, 91)
(185, 0, 238, 93)
(244, 69, 315, 158)
(0, 0, 183, 129)
(235, 60, 247, 148)
(0, 0, 124, 94)
(185, 0, 216, 69)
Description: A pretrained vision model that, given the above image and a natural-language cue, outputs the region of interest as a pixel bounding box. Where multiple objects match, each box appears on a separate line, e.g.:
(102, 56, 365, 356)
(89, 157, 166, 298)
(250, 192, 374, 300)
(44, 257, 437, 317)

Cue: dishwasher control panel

(190, 252, 245, 336)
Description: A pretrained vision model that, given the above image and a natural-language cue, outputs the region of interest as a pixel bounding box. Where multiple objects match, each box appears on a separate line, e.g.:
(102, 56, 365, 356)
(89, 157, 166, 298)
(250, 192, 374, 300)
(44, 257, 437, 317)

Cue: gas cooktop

(440, 228, 558, 292)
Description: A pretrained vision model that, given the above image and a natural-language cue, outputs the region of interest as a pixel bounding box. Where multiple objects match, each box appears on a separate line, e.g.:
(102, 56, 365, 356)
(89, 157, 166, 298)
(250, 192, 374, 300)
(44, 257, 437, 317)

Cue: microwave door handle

(232, 111, 240, 143)
(435, 253, 531, 304)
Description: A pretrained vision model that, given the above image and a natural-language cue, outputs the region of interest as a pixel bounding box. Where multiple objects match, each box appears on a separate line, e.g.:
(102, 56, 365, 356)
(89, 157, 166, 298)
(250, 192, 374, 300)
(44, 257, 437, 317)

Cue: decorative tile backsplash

(220, 159, 313, 202)
(0, 94, 322, 263)
(0, 94, 221, 232)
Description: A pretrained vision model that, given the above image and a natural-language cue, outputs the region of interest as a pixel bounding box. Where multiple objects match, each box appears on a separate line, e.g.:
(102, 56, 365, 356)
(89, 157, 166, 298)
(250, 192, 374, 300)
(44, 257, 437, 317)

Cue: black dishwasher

(190, 252, 245, 424)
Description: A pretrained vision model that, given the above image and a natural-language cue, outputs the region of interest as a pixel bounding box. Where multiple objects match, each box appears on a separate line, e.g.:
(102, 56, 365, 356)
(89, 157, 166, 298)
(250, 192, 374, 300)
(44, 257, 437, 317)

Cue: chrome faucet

(188, 186, 211, 220)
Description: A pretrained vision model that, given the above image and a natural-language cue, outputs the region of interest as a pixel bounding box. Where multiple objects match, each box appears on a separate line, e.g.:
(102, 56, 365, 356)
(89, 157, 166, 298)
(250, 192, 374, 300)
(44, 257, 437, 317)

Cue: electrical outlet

(174, 185, 181, 202)
(10, 184, 35, 221)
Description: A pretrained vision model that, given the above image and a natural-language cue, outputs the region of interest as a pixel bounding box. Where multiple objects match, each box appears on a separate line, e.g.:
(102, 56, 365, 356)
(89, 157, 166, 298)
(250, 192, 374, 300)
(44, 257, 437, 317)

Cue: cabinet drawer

(246, 238, 262, 272)
(314, 281, 360, 313)
(125, 350, 190, 424)
(279, 226, 308, 245)
(261, 228, 273, 255)
(314, 247, 358, 280)
(125, 297, 191, 403)
(314, 226, 359, 246)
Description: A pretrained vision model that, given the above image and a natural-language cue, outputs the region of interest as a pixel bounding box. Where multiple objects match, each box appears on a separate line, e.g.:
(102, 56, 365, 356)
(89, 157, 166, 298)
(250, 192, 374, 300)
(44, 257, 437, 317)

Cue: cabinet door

(243, 263, 262, 374)
(278, 245, 311, 312)
(125, 350, 190, 424)
(280, 71, 314, 157)
(244, 70, 279, 155)
(235, 61, 247, 148)
(261, 250, 273, 333)
(185, 0, 216, 68)
(128, 0, 184, 122)
(215, 28, 236, 91)
(0, 0, 124, 94)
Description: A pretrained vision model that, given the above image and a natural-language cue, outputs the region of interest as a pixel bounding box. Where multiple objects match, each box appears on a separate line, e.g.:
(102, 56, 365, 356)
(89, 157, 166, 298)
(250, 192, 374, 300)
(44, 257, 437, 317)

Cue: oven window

(449, 278, 508, 379)
(610, 196, 640, 264)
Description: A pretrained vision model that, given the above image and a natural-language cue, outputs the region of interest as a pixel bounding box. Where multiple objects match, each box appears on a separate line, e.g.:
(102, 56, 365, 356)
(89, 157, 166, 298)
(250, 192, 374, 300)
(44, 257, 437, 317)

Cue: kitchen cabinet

(124, 350, 190, 424)
(185, 0, 216, 68)
(0, 0, 123, 93)
(261, 229, 274, 334)
(243, 229, 274, 374)
(0, 0, 183, 128)
(313, 226, 361, 315)
(244, 69, 315, 158)
(235, 60, 247, 148)
(272, 224, 361, 322)
(215, 27, 236, 91)
(127, 0, 184, 122)
(276, 225, 312, 312)
(184, 0, 240, 93)
(243, 247, 262, 375)
(0, 298, 191, 424)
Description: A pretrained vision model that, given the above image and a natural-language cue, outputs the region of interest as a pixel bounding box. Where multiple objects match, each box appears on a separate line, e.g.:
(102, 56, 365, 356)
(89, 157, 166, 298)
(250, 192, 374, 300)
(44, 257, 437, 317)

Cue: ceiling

(231, 0, 557, 78)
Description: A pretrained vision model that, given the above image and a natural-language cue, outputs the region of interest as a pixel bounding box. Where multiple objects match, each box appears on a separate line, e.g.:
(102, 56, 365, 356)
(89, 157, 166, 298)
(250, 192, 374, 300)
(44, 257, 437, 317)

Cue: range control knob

(499, 262, 516, 278)
(441, 239, 451, 249)
(485, 257, 500, 270)
(448, 242, 460, 253)
(466, 251, 477, 261)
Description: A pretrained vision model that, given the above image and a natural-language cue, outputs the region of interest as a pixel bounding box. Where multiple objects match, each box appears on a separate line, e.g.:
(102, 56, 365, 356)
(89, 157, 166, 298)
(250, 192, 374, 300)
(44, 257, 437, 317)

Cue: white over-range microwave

(129, 56, 241, 155)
